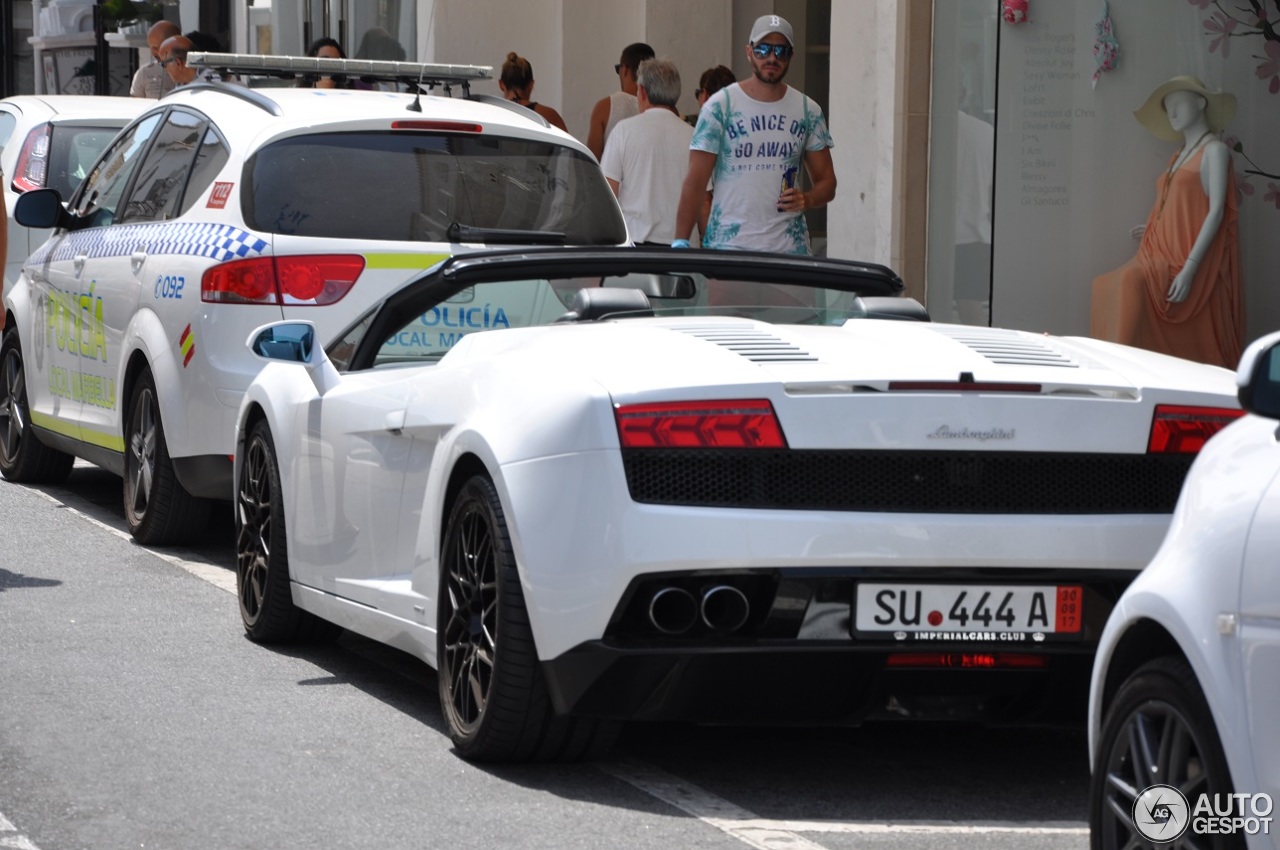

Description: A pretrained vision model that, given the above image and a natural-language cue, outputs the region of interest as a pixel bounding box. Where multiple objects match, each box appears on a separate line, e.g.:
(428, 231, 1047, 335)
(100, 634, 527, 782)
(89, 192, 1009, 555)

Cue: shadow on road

(12, 464, 1095, 831)
(0, 567, 63, 591)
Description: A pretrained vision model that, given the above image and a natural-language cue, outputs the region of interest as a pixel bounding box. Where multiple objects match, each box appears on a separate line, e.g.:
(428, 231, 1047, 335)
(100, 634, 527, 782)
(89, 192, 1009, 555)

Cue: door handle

(131, 251, 147, 273)
(384, 409, 407, 434)
(73, 254, 87, 275)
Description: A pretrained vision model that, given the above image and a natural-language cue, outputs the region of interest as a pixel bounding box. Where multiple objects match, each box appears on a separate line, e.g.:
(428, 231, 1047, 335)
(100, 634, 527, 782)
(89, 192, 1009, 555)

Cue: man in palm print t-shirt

(673, 14, 835, 254)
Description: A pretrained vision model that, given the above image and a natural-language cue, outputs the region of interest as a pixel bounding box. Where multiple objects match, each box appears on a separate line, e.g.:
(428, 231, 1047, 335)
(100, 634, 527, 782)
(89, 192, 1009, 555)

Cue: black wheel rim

(0, 346, 28, 466)
(126, 386, 158, 518)
(442, 499, 498, 732)
(236, 434, 272, 625)
(1097, 700, 1211, 850)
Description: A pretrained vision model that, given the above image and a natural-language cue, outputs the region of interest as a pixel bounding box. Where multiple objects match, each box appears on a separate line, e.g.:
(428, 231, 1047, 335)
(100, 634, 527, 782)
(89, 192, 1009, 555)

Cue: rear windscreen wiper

(447, 222, 566, 244)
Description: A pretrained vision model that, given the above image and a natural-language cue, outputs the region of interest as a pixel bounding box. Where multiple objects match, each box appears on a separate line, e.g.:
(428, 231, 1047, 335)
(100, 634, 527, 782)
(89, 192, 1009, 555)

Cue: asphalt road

(0, 464, 1092, 850)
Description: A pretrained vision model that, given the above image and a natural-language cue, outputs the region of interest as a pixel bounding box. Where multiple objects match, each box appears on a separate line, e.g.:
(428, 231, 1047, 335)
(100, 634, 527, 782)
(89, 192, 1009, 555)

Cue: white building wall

(415, 1, 747, 148)
(644, 0, 735, 123)
(422, 0, 564, 117)
(826, 0, 900, 267)
(559, 0, 646, 141)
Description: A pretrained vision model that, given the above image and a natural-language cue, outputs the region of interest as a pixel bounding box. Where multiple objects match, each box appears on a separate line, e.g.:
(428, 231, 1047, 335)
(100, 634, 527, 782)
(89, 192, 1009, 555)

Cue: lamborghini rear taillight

(201, 255, 365, 305)
(615, 400, 788, 449)
(12, 123, 52, 192)
(1146, 404, 1244, 454)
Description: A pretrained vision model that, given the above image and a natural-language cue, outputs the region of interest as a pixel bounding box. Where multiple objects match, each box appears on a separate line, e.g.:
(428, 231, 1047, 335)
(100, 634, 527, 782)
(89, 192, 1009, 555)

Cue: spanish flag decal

(180, 324, 195, 367)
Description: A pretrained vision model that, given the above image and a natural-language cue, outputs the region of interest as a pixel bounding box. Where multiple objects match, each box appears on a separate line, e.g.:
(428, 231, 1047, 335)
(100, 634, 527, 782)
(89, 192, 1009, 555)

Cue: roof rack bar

(187, 52, 493, 87)
(467, 93, 551, 128)
(169, 80, 284, 116)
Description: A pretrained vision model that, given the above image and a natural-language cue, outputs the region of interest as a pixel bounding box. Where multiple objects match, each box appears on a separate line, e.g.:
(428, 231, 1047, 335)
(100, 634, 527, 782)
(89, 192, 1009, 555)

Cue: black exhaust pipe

(700, 585, 749, 633)
(648, 587, 698, 635)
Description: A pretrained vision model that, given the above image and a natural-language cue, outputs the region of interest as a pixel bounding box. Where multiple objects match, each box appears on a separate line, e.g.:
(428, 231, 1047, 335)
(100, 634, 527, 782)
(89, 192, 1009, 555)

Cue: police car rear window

(50, 124, 129, 199)
(243, 131, 626, 245)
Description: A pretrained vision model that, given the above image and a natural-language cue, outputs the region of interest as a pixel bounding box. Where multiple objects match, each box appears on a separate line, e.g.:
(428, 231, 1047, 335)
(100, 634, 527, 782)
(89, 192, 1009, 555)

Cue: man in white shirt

(130, 20, 181, 99)
(600, 59, 694, 245)
(673, 14, 836, 254)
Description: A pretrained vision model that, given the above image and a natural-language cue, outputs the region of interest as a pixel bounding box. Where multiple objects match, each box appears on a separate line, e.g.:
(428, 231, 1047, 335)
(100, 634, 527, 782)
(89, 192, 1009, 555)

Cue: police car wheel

(0, 327, 74, 483)
(1090, 656, 1243, 850)
(123, 369, 210, 545)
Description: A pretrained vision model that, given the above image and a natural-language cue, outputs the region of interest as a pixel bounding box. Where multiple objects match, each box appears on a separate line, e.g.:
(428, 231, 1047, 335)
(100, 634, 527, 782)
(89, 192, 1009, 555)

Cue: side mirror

(14, 188, 69, 230)
(1237, 331, 1280, 419)
(250, 322, 314, 363)
(246, 321, 340, 395)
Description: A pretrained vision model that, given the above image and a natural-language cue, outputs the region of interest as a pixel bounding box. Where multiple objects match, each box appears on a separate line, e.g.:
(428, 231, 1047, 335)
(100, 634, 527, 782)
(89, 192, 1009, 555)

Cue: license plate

(854, 584, 1083, 639)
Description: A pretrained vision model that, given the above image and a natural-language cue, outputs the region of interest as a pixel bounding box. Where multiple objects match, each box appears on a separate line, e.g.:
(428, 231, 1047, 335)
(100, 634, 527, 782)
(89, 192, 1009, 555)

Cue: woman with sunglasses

(673, 15, 836, 255)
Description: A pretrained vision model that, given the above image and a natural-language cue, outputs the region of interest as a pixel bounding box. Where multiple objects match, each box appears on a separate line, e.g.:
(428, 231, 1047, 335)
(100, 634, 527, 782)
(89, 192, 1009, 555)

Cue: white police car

(1, 53, 625, 544)
(2, 95, 150, 297)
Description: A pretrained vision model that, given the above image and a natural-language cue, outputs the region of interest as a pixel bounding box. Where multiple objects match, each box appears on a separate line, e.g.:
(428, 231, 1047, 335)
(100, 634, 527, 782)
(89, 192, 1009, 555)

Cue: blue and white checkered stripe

(30, 223, 270, 266)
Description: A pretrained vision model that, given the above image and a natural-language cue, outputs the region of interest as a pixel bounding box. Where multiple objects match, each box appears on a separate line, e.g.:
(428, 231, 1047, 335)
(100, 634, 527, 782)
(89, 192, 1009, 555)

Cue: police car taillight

(12, 123, 52, 192)
(1146, 404, 1244, 454)
(276, 256, 364, 304)
(614, 400, 788, 449)
(202, 255, 365, 305)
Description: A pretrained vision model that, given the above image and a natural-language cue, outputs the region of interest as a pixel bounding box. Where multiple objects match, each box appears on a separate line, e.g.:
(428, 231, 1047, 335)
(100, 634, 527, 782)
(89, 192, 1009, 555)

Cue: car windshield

(242, 131, 625, 244)
(348, 271, 880, 369)
(49, 124, 128, 198)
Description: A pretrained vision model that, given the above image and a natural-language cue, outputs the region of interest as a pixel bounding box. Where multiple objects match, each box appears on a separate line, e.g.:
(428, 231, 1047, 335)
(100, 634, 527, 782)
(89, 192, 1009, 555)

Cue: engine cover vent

(939, 328, 1079, 368)
(672, 324, 818, 363)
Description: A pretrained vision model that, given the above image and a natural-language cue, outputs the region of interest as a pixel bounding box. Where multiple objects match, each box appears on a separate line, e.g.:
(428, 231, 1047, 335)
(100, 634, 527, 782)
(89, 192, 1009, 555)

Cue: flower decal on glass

(1192, 1, 1280, 212)
(1265, 182, 1280, 209)
(1206, 11, 1238, 57)
(1259, 39, 1280, 94)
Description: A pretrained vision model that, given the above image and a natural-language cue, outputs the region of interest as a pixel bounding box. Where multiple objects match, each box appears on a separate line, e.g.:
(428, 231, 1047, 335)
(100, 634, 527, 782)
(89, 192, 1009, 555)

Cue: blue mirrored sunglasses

(752, 43, 793, 60)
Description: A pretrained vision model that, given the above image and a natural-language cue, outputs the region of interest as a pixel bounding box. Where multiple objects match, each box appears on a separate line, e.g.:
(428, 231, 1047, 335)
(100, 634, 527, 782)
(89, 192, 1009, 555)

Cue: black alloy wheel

(123, 370, 209, 544)
(439, 478, 501, 738)
(0, 327, 74, 483)
(437, 474, 617, 762)
(1090, 656, 1244, 850)
(236, 418, 335, 642)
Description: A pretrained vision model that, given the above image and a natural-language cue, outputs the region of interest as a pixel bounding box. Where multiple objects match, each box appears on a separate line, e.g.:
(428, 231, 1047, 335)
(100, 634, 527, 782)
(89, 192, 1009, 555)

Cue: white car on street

(2, 95, 148, 294)
(1089, 331, 1280, 850)
(232, 246, 1243, 762)
(1, 56, 624, 544)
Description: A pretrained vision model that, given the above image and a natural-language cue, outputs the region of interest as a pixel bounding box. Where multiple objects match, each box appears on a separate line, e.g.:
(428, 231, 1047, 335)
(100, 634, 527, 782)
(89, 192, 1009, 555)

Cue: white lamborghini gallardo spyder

(233, 246, 1242, 762)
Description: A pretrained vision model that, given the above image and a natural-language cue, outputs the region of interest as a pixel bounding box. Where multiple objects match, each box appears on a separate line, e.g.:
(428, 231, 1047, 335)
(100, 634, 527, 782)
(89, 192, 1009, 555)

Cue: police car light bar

(186, 53, 493, 88)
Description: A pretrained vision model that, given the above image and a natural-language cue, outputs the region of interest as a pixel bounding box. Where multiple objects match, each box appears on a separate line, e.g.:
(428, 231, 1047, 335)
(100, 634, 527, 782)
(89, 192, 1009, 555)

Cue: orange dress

(1090, 146, 1243, 368)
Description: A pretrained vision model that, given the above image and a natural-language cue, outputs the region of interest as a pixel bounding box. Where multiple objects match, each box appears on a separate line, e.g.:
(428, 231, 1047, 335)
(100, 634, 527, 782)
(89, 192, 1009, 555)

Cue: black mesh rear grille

(621, 450, 1194, 514)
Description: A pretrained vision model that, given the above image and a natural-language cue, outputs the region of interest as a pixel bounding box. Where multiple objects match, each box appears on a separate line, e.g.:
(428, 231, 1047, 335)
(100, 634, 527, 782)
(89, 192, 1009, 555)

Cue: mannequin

(1090, 76, 1243, 368)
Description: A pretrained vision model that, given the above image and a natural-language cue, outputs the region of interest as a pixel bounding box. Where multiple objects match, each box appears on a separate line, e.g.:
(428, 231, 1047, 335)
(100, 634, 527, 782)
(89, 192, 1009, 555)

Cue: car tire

(123, 369, 210, 545)
(1090, 656, 1244, 850)
(236, 418, 339, 642)
(437, 474, 618, 762)
(0, 327, 74, 483)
